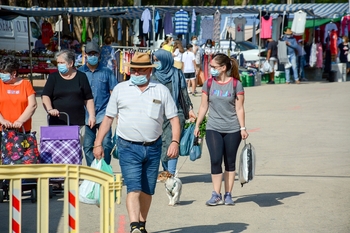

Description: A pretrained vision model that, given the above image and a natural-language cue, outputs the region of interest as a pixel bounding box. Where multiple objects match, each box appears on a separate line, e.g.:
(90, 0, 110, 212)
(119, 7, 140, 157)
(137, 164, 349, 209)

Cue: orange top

(0, 80, 36, 132)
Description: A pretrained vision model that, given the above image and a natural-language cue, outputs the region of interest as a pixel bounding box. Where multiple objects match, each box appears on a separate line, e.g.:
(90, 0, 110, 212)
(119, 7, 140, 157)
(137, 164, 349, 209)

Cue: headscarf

(153, 49, 187, 103)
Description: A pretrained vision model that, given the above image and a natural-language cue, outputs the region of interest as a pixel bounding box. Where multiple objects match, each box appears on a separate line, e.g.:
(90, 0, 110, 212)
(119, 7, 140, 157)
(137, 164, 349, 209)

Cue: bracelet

(171, 140, 180, 145)
(240, 127, 246, 131)
(93, 145, 102, 148)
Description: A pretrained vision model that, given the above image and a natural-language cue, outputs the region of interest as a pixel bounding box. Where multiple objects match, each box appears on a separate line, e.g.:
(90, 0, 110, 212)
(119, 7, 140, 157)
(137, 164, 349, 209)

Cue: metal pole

(26, 16, 33, 84)
(258, 8, 262, 68)
(152, 5, 155, 50)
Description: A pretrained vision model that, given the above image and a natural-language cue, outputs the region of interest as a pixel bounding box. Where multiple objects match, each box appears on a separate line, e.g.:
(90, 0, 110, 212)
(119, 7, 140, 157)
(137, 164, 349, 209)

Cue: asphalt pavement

(1, 76, 350, 233)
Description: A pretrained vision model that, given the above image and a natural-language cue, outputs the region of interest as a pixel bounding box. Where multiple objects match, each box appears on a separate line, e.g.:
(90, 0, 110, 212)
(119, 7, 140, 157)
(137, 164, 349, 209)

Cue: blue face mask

(210, 68, 220, 77)
(130, 75, 148, 85)
(87, 55, 99, 66)
(58, 64, 69, 74)
(154, 61, 162, 70)
(192, 40, 198, 45)
(1, 73, 11, 82)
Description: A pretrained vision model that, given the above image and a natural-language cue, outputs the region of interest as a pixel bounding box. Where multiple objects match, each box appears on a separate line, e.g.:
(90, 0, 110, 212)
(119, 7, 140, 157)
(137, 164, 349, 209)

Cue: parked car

(217, 40, 266, 62)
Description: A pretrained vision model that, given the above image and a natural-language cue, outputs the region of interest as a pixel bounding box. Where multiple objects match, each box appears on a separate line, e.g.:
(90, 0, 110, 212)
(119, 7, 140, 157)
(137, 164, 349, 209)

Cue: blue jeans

(83, 124, 113, 166)
(118, 137, 162, 195)
(285, 54, 299, 82)
(162, 158, 178, 175)
(298, 55, 306, 79)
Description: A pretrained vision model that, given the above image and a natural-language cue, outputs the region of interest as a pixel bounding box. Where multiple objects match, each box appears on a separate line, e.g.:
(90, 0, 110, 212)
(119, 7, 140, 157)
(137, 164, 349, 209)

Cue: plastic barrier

(0, 164, 123, 233)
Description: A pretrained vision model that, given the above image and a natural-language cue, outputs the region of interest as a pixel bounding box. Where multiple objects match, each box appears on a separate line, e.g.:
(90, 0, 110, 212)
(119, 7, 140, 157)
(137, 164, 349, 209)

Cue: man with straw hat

(93, 52, 181, 233)
(282, 27, 300, 84)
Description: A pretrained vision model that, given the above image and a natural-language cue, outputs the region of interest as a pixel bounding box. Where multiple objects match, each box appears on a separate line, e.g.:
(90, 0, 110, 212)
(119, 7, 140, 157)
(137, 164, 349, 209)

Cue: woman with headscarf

(152, 49, 196, 175)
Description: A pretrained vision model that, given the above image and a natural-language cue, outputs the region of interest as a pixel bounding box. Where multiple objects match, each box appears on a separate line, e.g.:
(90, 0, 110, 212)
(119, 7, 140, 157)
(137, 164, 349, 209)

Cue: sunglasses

(130, 68, 150, 73)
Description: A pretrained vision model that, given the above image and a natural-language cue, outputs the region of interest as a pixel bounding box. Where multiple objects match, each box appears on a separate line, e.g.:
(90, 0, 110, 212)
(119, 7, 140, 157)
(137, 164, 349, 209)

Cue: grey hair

(55, 49, 76, 64)
(0, 55, 20, 74)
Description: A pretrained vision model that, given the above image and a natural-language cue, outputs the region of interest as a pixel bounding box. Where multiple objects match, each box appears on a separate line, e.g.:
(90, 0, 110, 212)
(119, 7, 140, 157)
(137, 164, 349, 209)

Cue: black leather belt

(125, 136, 160, 146)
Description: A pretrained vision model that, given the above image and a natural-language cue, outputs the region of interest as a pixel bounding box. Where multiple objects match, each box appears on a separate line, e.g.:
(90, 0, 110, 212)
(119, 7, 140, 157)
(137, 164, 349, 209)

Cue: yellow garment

(162, 44, 173, 52)
(119, 52, 123, 74)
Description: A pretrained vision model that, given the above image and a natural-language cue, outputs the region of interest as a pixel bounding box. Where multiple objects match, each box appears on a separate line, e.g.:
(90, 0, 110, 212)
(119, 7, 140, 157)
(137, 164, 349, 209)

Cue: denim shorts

(117, 136, 162, 195)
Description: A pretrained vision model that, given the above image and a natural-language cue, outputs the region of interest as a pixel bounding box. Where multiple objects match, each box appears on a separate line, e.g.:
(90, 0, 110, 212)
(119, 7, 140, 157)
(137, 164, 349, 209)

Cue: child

(182, 44, 197, 96)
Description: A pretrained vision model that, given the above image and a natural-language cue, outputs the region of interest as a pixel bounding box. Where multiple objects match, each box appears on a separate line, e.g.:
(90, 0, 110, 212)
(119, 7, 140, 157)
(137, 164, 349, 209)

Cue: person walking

(93, 53, 181, 233)
(297, 39, 307, 81)
(182, 44, 197, 96)
(0, 56, 37, 133)
(78, 42, 117, 166)
(172, 40, 184, 70)
(281, 28, 300, 84)
(100, 36, 118, 74)
(152, 49, 196, 175)
(194, 53, 249, 206)
(338, 35, 350, 74)
(266, 37, 278, 84)
(42, 49, 95, 145)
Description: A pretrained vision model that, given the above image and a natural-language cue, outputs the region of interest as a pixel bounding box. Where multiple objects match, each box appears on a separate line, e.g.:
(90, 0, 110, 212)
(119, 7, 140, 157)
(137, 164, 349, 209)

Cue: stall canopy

(0, 3, 348, 20)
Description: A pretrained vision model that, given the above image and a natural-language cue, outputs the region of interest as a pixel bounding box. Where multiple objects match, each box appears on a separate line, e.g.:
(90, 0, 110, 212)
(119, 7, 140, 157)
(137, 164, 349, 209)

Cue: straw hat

(124, 52, 157, 68)
(284, 28, 293, 35)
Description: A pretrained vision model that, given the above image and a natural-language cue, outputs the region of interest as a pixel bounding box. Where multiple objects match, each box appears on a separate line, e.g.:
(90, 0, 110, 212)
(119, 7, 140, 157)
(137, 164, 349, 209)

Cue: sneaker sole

(225, 202, 235, 206)
(206, 201, 224, 206)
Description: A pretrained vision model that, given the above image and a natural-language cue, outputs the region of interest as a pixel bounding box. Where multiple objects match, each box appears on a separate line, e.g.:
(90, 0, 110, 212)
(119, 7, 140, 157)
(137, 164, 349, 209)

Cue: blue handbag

(189, 137, 202, 161)
(179, 123, 195, 156)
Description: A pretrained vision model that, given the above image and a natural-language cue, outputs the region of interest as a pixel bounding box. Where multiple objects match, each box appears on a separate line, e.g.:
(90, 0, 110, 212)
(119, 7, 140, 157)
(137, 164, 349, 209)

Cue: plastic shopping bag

(179, 123, 195, 156)
(189, 137, 202, 161)
(262, 61, 272, 73)
(97, 159, 114, 205)
(79, 159, 102, 205)
(238, 141, 256, 187)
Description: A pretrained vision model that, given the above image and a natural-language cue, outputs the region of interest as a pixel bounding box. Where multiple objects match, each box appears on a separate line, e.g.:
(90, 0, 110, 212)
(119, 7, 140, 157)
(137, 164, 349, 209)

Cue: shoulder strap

(233, 78, 238, 100)
(207, 78, 213, 100)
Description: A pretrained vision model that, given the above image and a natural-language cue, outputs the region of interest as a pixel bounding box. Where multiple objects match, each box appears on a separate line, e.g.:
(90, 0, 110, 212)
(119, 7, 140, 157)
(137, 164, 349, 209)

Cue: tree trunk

(8, 0, 16, 5)
(228, 0, 234, 5)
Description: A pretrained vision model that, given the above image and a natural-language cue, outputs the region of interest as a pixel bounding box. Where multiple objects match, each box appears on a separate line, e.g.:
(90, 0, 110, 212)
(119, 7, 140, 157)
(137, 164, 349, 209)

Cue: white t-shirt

(291, 11, 307, 35)
(173, 48, 183, 62)
(182, 51, 195, 73)
(141, 9, 151, 34)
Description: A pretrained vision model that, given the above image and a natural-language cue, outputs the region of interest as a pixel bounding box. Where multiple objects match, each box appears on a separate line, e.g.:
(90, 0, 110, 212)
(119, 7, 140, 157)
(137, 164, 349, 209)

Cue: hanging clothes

(309, 43, 317, 67)
(201, 17, 214, 41)
(174, 9, 189, 34)
(340, 15, 350, 36)
(329, 30, 338, 55)
(117, 21, 122, 41)
(163, 12, 173, 35)
(277, 40, 288, 64)
(191, 9, 196, 34)
(272, 16, 283, 41)
(41, 21, 53, 44)
(212, 10, 221, 43)
(324, 22, 338, 44)
(81, 19, 87, 43)
(316, 43, 323, 68)
(141, 8, 151, 34)
(261, 15, 272, 39)
(234, 16, 247, 42)
(291, 11, 307, 35)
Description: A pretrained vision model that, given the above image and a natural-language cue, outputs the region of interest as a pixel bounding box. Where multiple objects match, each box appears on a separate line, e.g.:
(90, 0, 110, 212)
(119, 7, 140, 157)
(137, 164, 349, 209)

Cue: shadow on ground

(154, 222, 249, 233)
(235, 191, 305, 207)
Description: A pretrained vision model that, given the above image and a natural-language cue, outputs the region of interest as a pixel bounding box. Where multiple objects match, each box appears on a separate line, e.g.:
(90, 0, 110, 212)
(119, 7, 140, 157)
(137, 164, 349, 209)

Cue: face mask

(285, 35, 291, 38)
(192, 40, 198, 45)
(1, 73, 11, 82)
(58, 64, 69, 74)
(154, 61, 162, 70)
(130, 75, 148, 85)
(171, 41, 174, 45)
(210, 68, 220, 77)
(87, 55, 99, 66)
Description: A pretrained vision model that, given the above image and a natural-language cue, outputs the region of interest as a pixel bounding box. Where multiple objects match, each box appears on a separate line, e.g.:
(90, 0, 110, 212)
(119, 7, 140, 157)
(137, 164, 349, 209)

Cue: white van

(0, 16, 41, 51)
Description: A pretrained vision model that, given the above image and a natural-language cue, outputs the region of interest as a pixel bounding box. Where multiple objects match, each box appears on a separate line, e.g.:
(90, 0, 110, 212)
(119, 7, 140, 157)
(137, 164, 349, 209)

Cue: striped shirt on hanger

(175, 9, 189, 34)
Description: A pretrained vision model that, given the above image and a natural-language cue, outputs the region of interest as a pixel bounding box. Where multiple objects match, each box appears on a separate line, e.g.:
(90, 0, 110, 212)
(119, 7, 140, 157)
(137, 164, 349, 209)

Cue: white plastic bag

(238, 141, 256, 187)
(262, 61, 272, 73)
(79, 159, 102, 205)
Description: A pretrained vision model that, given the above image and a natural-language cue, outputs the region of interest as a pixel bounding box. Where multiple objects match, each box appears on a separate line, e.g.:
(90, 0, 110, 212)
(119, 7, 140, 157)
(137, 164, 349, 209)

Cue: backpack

(207, 78, 238, 100)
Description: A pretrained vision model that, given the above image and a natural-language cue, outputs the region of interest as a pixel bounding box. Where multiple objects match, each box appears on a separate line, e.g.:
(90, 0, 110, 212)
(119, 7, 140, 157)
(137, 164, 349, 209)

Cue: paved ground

(1, 76, 350, 233)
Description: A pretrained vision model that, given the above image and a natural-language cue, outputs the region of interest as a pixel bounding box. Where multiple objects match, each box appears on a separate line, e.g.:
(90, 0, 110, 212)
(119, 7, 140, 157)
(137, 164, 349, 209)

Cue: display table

(18, 68, 57, 79)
